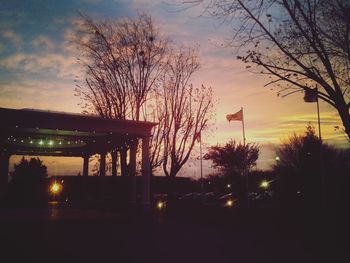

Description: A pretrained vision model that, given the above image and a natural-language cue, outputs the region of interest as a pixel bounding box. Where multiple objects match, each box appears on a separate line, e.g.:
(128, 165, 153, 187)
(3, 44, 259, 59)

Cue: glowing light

(39, 140, 44, 145)
(157, 201, 165, 210)
(226, 199, 233, 207)
(227, 184, 231, 188)
(275, 156, 280, 161)
(260, 180, 270, 189)
(48, 140, 54, 146)
(50, 182, 62, 194)
(58, 141, 62, 145)
(29, 140, 33, 144)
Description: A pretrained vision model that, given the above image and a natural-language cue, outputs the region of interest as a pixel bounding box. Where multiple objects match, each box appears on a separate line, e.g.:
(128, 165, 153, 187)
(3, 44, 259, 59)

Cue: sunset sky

(0, 0, 348, 178)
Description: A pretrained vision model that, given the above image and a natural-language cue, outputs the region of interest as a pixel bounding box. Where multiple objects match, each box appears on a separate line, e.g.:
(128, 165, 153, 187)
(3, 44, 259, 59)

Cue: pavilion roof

(0, 107, 157, 157)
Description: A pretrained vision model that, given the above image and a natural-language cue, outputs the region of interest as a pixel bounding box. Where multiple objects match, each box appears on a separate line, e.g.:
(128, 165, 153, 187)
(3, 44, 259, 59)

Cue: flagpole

(304, 86, 325, 208)
(315, 86, 325, 209)
(241, 107, 246, 146)
(226, 107, 249, 208)
(241, 107, 249, 208)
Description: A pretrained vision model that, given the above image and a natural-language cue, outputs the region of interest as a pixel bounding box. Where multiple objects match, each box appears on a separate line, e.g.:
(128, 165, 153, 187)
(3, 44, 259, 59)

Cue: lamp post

(199, 132, 204, 203)
(303, 86, 325, 208)
(303, 86, 321, 139)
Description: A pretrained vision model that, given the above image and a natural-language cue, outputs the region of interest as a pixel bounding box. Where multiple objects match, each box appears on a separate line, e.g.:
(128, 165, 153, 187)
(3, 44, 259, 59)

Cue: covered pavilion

(0, 107, 156, 204)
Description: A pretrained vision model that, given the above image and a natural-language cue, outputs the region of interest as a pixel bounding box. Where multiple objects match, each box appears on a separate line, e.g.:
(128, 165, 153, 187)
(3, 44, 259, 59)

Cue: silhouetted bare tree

(75, 14, 214, 177)
(75, 13, 168, 174)
(75, 13, 168, 121)
(161, 46, 214, 177)
(147, 92, 165, 173)
(190, 0, 350, 141)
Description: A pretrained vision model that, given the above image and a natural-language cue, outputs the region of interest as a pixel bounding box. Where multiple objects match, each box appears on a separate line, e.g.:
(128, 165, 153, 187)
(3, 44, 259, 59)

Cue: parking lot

(0, 204, 343, 263)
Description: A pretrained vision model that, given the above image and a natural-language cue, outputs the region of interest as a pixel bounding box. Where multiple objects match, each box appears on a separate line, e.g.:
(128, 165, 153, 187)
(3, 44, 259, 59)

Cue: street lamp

(199, 132, 204, 203)
(260, 180, 270, 189)
(156, 200, 166, 211)
(225, 199, 233, 207)
(50, 181, 62, 194)
(157, 200, 165, 210)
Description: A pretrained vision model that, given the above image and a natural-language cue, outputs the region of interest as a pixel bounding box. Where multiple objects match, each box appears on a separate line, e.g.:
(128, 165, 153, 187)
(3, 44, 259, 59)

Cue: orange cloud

(1, 30, 22, 48)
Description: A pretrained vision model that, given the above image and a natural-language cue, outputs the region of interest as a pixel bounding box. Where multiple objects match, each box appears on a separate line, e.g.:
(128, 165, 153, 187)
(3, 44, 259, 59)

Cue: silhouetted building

(0, 107, 156, 204)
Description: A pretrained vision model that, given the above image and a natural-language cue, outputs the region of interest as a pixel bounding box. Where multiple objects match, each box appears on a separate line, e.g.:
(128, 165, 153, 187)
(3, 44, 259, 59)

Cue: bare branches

(74, 13, 168, 121)
(74, 13, 214, 176)
(193, 0, 350, 140)
(74, 13, 171, 173)
(161, 46, 214, 177)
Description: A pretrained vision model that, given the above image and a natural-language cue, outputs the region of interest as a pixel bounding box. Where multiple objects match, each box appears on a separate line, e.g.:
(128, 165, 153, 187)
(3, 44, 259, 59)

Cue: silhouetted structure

(0, 107, 156, 204)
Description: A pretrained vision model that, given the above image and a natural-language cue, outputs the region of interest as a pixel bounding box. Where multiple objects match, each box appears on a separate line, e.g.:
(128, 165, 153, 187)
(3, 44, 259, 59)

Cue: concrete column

(99, 152, 106, 177)
(111, 151, 117, 177)
(83, 155, 89, 177)
(129, 142, 137, 203)
(0, 154, 10, 198)
(120, 149, 128, 177)
(141, 136, 151, 205)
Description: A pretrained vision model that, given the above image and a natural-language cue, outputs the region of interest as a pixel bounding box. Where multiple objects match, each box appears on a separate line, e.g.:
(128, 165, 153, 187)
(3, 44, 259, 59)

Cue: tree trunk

(168, 174, 177, 203)
(336, 101, 350, 142)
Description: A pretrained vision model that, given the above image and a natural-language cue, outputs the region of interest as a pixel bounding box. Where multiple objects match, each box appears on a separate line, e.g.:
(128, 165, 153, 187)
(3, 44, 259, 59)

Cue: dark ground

(0, 205, 347, 263)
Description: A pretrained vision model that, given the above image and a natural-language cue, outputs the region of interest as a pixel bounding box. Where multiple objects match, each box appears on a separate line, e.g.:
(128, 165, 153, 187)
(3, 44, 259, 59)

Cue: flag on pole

(303, 88, 318, 103)
(226, 109, 243, 122)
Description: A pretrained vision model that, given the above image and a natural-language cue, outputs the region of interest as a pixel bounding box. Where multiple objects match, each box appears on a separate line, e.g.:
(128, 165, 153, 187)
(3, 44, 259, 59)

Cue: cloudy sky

(0, 0, 347, 177)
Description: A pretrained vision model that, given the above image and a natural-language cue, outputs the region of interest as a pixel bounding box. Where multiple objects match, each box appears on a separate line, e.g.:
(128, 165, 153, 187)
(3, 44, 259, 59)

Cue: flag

(304, 88, 318, 103)
(226, 109, 243, 122)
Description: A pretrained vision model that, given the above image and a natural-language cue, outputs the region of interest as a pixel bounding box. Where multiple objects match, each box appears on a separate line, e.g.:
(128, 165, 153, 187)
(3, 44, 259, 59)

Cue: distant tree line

(273, 125, 349, 209)
(11, 157, 48, 181)
(204, 140, 260, 202)
(203, 124, 349, 209)
(8, 157, 48, 206)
